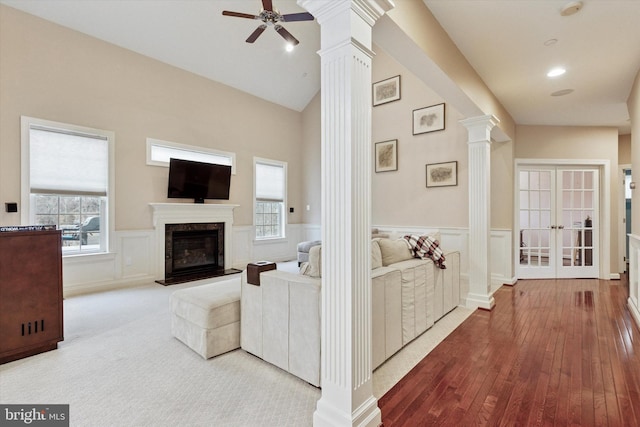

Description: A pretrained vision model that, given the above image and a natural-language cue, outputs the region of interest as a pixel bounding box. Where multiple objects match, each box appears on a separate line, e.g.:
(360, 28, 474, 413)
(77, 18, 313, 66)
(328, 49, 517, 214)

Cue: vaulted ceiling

(2, 0, 639, 134)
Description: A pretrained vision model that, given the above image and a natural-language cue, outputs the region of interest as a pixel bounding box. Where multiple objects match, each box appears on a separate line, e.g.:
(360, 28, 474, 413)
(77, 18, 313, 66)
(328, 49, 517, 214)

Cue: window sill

(253, 237, 288, 245)
(63, 251, 116, 263)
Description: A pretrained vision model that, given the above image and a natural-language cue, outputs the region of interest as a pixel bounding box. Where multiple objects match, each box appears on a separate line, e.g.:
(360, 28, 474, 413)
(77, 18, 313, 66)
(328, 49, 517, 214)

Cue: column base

(465, 292, 496, 311)
(314, 395, 381, 427)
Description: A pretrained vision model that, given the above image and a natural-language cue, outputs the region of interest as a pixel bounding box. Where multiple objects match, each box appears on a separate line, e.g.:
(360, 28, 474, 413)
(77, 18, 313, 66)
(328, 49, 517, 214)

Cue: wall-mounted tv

(167, 158, 231, 203)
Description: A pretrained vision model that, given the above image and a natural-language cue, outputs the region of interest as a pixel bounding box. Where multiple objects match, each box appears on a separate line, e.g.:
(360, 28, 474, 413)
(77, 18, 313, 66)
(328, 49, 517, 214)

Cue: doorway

(516, 165, 599, 279)
(625, 168, 632, 268)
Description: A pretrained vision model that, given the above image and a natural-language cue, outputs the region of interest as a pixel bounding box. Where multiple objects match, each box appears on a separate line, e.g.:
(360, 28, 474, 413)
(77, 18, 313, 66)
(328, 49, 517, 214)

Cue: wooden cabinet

(0, 229, 63, 364)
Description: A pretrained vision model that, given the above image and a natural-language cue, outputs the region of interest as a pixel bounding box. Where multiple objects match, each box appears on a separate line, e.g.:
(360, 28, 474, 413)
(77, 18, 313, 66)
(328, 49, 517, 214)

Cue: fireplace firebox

(158, 222, 238, 285)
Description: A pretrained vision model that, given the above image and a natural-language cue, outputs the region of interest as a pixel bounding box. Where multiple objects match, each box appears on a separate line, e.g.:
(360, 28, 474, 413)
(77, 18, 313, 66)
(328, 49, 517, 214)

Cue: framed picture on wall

(426, 161, 457, 187)
(372, 75, 401, 106)
(375, 140, 398, 173)
(413, 103, 445, 135)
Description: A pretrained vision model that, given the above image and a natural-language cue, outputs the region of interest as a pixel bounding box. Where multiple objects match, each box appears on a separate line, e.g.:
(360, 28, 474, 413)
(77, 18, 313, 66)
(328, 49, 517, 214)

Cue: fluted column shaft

(299, 1, 393, 426)
(461, 115, 499, 310)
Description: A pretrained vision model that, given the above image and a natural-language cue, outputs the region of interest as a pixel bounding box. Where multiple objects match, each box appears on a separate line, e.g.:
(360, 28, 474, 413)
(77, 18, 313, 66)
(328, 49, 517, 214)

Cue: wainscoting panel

(231, 224, 304, 269)
(628, 234, 640, 328)
(61, 223, 514, 302)
(63, 230, 155, 297)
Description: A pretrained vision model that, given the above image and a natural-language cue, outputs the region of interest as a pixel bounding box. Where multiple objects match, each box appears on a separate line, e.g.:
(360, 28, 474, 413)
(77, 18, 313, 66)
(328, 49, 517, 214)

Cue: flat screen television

(167, 158, 232, 203)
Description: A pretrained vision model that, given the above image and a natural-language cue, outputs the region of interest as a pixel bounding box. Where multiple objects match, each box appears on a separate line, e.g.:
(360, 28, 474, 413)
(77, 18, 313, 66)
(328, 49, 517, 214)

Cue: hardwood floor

(379, 277, 640, 426)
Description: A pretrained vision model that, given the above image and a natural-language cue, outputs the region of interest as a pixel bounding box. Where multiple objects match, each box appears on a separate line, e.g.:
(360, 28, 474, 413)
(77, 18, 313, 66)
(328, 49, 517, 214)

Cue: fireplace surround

(150, 203, 239, 283)
(165, 222, 224, 281)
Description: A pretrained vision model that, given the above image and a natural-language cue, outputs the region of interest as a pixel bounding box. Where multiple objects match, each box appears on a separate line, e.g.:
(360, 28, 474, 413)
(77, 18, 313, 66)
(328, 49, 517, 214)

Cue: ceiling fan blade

(262, 0, 273, 12)
(274, 25, 299, 46)
(281, 12, 314, 22)
(246, 25, 267, 43)
(222, 11, 258, 19)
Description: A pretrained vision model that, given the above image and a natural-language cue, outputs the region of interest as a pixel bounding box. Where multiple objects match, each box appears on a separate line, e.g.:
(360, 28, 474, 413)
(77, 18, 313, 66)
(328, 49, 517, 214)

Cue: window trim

(146, 138, 236, 174)
(253, 157, 287, 240)
(21, 116, 115, 256)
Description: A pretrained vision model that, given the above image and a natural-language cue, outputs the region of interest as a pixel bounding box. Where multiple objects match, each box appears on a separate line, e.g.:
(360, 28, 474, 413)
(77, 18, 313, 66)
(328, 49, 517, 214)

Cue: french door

(517, 166, 599, 279)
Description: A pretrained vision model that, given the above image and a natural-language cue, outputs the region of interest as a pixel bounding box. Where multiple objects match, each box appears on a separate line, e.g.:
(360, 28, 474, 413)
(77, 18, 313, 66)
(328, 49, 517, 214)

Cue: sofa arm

(248, 270, 322, 387)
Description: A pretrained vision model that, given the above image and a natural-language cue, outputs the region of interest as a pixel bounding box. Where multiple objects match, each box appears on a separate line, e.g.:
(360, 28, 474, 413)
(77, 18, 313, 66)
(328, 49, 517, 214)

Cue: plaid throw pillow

(403, 234, 447, 269)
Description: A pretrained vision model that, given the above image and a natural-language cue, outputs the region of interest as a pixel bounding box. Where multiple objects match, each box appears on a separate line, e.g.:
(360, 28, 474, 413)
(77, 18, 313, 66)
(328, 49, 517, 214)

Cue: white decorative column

(460, 115, 499, 310)
(299, 1, 393, 426)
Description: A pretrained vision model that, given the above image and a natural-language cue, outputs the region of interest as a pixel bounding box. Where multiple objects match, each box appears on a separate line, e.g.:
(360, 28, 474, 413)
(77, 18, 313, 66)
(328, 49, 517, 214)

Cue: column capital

(299, 0, 394, 26)
(460, 114, 500, 144)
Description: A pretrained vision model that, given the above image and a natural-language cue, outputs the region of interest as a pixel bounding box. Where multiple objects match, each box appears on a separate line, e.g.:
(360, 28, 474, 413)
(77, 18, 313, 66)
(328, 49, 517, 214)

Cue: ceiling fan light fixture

(560, 1, 583, 16)
(547, 67, 566, 78)
(222, 0, 314, 46)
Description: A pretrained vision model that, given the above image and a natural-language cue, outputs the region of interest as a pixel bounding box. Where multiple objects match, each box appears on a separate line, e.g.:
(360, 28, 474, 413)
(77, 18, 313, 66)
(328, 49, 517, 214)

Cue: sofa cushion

(300, 245, 322, 278)
(371, 239, 383, 269)
(301, 242, 383, 274)
(378, 238, 413, 266)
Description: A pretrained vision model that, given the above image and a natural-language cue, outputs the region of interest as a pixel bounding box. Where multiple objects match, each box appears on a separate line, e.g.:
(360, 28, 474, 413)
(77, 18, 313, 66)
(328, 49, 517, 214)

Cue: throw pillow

(299, 262, 311, 275)
(371, 239, 383, 269)
(304, 245, 322, 278)
(378, 238, 414, 266)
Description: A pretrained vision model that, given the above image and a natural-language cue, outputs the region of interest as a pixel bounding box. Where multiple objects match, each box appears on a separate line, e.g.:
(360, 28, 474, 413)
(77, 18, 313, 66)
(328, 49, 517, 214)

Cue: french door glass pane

(519, 169, 552, 267)
(561, 169, 594, 267)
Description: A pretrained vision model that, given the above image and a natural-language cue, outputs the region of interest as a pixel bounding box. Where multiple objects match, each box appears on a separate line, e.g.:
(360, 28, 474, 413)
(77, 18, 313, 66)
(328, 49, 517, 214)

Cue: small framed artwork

(375, 140, 398, 173)
(426, 161, 457, 187)
(373, 75, 401, 106)
(413, 103, 445, 135)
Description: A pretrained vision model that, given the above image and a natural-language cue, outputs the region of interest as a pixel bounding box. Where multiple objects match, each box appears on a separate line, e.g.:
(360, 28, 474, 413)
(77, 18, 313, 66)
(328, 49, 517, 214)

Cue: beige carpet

(0, 263, 473, 426)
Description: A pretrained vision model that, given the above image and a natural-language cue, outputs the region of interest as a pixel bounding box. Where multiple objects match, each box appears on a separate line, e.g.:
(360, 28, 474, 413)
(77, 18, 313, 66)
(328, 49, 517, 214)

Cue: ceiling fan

(222, 0, 314, 46)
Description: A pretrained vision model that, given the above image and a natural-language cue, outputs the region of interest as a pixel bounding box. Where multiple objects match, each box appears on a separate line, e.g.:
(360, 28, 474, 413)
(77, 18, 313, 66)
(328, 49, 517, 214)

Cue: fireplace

(150, 203, 239, 283)
(165, 222, 224, 281)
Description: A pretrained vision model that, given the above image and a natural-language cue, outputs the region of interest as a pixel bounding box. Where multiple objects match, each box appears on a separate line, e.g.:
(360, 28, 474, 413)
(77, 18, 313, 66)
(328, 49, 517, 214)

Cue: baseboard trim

(628, 297, 640, 329)
(63, 274, 156, 298)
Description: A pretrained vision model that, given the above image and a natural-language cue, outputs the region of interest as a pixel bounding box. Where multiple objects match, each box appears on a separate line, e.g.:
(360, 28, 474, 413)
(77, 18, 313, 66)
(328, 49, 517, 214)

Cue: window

(254, 158, 287, 240)
(21, 117, 114, 255)
(146, 138, 236, 173)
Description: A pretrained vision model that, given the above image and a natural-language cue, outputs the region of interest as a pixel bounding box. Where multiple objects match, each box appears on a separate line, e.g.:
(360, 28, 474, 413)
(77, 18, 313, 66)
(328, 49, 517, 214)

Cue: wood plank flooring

(379, 277, 640, 426)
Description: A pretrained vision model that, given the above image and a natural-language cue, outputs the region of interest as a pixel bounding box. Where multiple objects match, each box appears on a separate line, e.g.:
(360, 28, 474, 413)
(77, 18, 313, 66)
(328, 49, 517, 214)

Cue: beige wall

(515, 125, 620, 273)
(619, 134, 632, 165)
(301, 44, 515, 231)
(386, 0, 515, 141)
(630, 68, 640, 235)
(371, 46, 468, 228)
(491, 139, 515, 230)
(301, 92, 321, 225)
(0, 5, 304, 230)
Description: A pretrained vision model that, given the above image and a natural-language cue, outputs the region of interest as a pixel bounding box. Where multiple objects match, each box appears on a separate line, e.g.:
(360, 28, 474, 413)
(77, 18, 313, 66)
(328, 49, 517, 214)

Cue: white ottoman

(170, 279, 241, 359)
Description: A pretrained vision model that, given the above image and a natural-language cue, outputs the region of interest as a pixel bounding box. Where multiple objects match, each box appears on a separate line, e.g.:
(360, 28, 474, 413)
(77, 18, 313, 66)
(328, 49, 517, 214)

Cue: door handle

(558, 225, 564, 229)
(550, 225, 557, 229)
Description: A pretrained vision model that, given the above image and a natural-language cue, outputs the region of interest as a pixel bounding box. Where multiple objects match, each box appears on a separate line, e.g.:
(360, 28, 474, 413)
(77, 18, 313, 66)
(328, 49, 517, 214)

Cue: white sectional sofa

(240, 235, 460, 387)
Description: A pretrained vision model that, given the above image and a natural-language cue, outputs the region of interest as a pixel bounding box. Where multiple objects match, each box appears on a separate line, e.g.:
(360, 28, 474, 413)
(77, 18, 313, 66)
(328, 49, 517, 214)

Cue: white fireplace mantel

(149, 203, 239, 280)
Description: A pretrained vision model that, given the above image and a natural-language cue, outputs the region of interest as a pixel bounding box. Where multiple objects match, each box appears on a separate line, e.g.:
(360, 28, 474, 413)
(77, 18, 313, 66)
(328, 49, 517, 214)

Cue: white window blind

(255, 162, 284, 202)
(146, 138, 236, 173)
(30, 127, 109, 196)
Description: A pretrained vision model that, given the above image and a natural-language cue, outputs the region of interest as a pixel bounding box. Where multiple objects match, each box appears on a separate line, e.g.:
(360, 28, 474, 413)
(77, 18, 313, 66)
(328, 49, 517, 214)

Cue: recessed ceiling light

(547, 67, 566, 77)
(560, 1, 583, 16)
(285, 43, 294, 52)
(551, 89, 574, 97)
